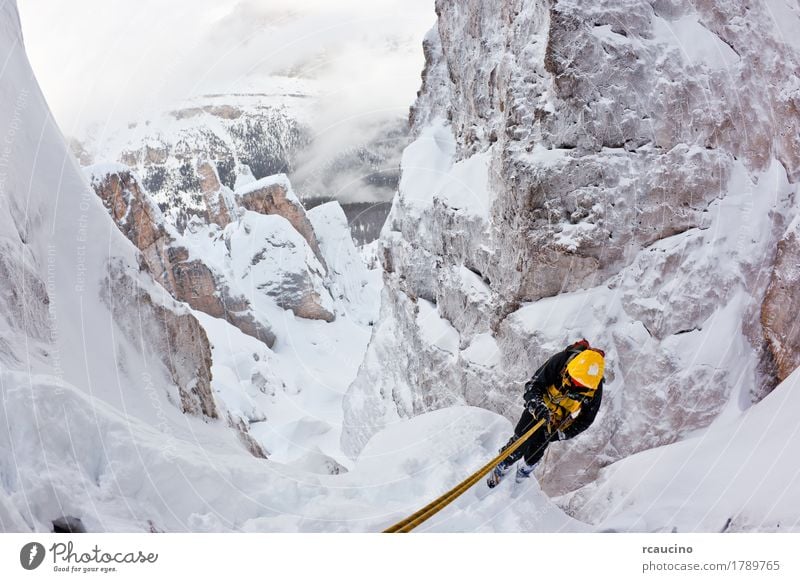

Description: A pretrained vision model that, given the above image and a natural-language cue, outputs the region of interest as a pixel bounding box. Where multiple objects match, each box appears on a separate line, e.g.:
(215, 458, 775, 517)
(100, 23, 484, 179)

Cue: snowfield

(564, 367, 800, 533)
(4, 366, 799, 532)
(0, 372, 584, 532)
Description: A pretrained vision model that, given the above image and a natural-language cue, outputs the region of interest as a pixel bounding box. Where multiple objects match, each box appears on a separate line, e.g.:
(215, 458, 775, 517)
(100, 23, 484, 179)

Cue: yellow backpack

(542, 342, 605, 430)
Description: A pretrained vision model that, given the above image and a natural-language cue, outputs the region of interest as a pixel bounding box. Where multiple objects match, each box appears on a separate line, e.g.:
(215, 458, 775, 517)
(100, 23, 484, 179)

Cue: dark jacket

(522, 347, 604, 440)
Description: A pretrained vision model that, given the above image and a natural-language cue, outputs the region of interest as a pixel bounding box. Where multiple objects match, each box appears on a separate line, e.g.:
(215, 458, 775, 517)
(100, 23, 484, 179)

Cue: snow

(591, 24, 633, 45)
(462, 333, 501, 368)
(233, 164, 256, 191)
(435, 149, 495, 218)
(397, 119, 456, 209)
(416, 299, 460, 356)
(0, 370, 585, 532)
(0, 0, 195, 432)
(307, 201, 382, 326)
(176, 204, 382, 468)
(564, 367, 800, 532)
(764, 0, 800, 50)
(228, 211, 334, 315)
(235, 172, 297, 201)
(510, 287, 615, 346)
(519, 143, 573, 165)
(83, 161, 134, 183)
(398, 119, 497, 219)
(457, 265, 491, 301)
(193, 269, 377, 471)
(650, 14, 739, 70)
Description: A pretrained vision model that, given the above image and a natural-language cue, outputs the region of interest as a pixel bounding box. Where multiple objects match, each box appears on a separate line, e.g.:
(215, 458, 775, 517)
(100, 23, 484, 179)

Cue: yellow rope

(383, 418, 545, 533)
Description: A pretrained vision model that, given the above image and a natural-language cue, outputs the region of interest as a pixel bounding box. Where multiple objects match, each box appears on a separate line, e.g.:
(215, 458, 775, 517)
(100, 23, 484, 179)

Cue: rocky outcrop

(237, 176, 327, 269)
(72, 86, 403, 245)
(343, 0, 800, 495)
(166, 249, 278, 346)
(226, 211, 335, 322)
(0, 0, 230, 446)
(762, 218, 800, 383)
(196, 161, 233, 228)
(226, 413, 269, 459)
(102, 261, 218, 420)
(92, 96, 312, 234)
(89, 166, 277, 346)
(89, 167, 174, 282)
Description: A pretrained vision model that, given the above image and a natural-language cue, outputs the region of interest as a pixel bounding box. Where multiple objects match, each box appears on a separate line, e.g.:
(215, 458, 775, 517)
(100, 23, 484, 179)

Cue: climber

(487, 339, 605, 488)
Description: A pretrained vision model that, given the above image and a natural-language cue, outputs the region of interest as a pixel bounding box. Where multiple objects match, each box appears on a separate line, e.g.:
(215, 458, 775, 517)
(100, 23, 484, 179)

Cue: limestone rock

(88, 166, 276, 346)
(762, 218, 800, 383)
(236, 175, 327, 269)
(342, 0, 800, 497)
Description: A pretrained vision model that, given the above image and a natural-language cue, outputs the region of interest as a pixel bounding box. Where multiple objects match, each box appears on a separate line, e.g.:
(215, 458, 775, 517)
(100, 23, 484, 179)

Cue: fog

(19, 0, 434, 202)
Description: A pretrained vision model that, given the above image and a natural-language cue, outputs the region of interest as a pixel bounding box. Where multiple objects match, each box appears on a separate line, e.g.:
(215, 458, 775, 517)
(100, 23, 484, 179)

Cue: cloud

(18, 0, 435, 136)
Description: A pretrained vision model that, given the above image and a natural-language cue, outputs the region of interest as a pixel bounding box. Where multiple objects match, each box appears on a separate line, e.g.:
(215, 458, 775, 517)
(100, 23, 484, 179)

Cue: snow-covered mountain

(81, 151, 385, 468)
(342, 0, 800, 503)
(0, 0, 382, 529)
(3, 0, 800, 534)
(20, 0, 432, 242)
(77, 87, 314, 232)
(72, 87, 405, 241)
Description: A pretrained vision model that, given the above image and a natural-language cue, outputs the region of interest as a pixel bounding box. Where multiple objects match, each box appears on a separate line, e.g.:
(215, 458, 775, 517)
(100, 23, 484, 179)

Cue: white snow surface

(1, 370, 585, 532)
(650, 14, 740, 70)
(307, 202, 382, 326)
(417, 299, 460, 356)
(564, 367, 800, 532)
(174, 199, 381, 468)
(0, 0, 200, 432)
(397, 119, 495, 219)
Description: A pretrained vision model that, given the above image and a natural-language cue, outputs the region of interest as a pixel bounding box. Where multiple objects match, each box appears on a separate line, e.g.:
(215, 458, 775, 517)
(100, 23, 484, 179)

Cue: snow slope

(0, 0, 216, 430)
(0, 371, 583, 533)
(563, 367, 800, 533)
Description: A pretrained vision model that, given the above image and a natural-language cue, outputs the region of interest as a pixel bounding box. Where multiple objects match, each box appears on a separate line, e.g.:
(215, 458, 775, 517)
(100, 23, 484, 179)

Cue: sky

(18, 0, 435, 139)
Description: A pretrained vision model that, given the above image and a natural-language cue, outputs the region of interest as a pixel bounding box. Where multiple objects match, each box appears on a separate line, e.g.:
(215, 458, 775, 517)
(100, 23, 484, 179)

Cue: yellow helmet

(566, 350, 605, 389)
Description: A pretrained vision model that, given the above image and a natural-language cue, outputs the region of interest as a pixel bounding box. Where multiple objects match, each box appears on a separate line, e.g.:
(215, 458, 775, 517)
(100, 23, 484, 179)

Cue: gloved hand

(526, 399, 551, 424)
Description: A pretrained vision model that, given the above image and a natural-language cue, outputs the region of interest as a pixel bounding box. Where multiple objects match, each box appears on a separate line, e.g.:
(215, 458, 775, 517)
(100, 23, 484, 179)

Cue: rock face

(88, 166, 278, 346)
(343, 0, 800, 496)
(89, 168, 174, 282)
(236, 177, 327, 269)
(86, 149, 379, 466)
(226, 210, 335, 322)
(80, 93, 311, 234)
(762, 217, 800, 383)
(102, 261, 218, 420)
(0, 0, 222, 442)
(88, 165, 340, 329)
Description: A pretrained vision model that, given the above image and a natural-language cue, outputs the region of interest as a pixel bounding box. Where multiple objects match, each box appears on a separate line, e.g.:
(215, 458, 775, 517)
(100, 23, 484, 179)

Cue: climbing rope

(383, 418, 545, 533)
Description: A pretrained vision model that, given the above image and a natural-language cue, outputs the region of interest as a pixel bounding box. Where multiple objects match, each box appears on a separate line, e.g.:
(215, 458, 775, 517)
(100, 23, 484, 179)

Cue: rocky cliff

(343, 0, 800, 496)
(0, 0, 220, 438)
(87, 165, 337, 338)
(85, 161, 381, 469)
